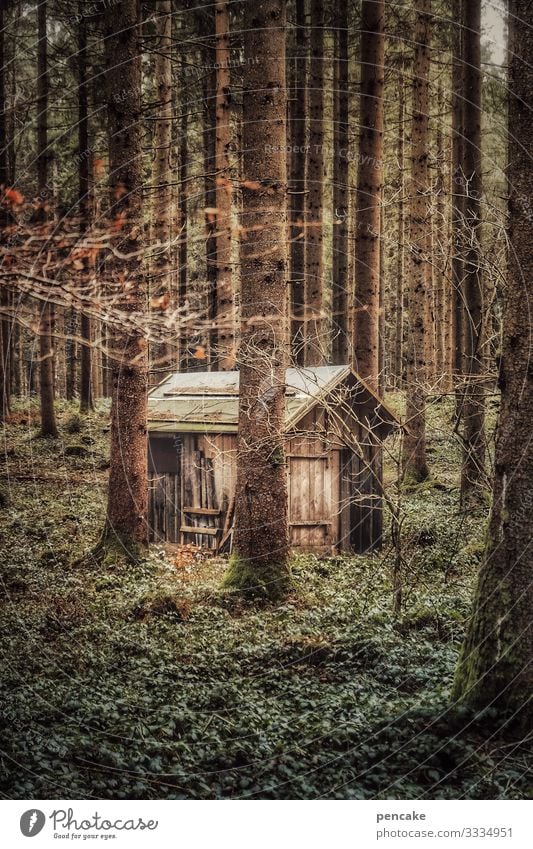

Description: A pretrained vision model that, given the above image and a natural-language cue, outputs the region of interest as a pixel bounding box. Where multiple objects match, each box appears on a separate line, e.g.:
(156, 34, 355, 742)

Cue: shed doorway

(287, 440, 340, 553)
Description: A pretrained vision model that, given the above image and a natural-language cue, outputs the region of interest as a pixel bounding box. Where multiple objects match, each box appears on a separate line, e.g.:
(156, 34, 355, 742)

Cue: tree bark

(204, 35, 217, 370)
(151, 0, 173, 381)
(224, 0, 290, 599)
(178, 54, 189, 372)
(100, 0, 148, 555)
(435, 79, 451, 389)
(352, 0, 385, 393)
(78, 3, 93, 413)
(451, 0, 465, 408)
(331, 0, 349, 365)
(453, 1, 532, 728)
(289, 0, 306, 364)
(303, 0, 325, 366)
(402, 0, 431, 482)
(37, 0, 57, 438)
(393, 66, 405, 389)
(460, 0, 486, 503)
(0, 5, 11, 421)
(214, 0, 235, 369)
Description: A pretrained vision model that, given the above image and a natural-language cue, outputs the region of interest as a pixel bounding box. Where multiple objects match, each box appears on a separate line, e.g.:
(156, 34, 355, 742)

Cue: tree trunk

(331, 0, 349, 365)
(0, 5, 11, 421)
(289, 0, 306, 364)
(460, 0, 486, 503)
(393, 67, 405, 389)
(178, 54, 189, 371)
(99, 0, 148, 556)
(224, 0, 290, 599)
(37, 0, 57, 438)
(402, 0, 431, 483)
(435, 79, 451, 389)
(214, 0, 234, 369)
(78, 4, 93, 413)
(303, 0, 325, 366)
(352, 0, 385, 393)
(204, 45, 217, 370)
(453, 1, 532, 728)
(150, 0, 173, 382)
(451, 0, 465, 410)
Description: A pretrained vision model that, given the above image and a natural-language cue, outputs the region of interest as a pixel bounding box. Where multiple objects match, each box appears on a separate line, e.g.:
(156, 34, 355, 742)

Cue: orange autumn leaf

(113, 212, 126, 231)
(150, 294, 170, 310)
(93, 157, 104, 175)
(241, 179, 262, 191)
(4, 187, 24, 206)
(193, 346, 206, 360)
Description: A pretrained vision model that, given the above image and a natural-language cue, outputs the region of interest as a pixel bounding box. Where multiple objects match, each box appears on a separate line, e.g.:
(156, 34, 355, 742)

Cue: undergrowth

(0, 397, 530, 800)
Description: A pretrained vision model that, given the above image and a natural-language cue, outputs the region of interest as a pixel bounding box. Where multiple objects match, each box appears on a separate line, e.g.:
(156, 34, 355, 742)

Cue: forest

(0, 0, 531, 801)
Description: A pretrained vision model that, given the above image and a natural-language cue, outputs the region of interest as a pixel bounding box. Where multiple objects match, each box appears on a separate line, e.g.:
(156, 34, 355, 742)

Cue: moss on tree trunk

(453, 1, 533, 731)
(224, 0, 291, 601)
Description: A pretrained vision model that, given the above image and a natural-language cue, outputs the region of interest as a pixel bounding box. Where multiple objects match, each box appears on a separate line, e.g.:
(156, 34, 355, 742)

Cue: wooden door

(288, 445, 340, 552)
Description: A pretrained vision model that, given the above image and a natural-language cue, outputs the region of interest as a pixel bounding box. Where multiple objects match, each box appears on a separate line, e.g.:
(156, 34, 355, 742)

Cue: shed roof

(148, 366, 402, 436)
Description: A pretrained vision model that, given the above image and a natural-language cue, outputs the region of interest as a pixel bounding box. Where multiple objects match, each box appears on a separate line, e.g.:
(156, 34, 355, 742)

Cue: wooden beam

(180, 525, 220, 536)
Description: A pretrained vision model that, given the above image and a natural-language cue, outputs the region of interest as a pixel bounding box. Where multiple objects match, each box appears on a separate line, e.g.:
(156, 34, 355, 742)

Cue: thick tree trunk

(78, 5, 93, 413)
(460, 0, 486, 503)
(224, 0, 290, 599)
(402, 0, 431, 482)
(303, 0, 325, 366)
(214, 0, 234, 369)
(100, 0, 148, 556)
(289, 0, 306, 364)
(331, 0, 349, 365)
(352, 0, 385, 393)
(151, 0, 173, 381)
(453, 2, 532, 728)
(36, 1, 57, 438)
(451, 0, 465, 409)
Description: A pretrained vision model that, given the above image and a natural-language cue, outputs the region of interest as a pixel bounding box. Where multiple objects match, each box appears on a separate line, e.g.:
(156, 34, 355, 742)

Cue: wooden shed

(147, 366, 401, 554)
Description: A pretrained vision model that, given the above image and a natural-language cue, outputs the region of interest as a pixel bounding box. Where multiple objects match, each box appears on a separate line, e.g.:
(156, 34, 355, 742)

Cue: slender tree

(402, 0, 431, 482)
(78, 3, 93, 412)
(352, 0, 385, 393)
(303, 0, 325, 366)
(214, 0, 234, 369)
(460, 0, 486, 502)
(0, 4, 11, 422)
(331, 0, 349, 365)
(453, 0, 532, 726)
(224, 0, 290, 599)
(289, 0, 306, 364)
(178, 53, 189, 371)
(37, 0, 57, 438)
(97, 0, 148, 557)
(451, 0, 464, 407)
(393, 64, 405, 388)
(149, 0, 173, 382)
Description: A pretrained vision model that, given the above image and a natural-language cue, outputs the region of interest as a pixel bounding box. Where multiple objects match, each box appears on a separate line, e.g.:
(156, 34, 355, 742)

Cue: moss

(402, 475, 448, 495)
(75, 527, 147, 569)
(221, 552, 291, 601)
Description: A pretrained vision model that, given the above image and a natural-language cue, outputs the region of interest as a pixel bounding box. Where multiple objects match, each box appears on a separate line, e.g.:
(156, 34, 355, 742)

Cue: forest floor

(0, 396, 531, 800)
